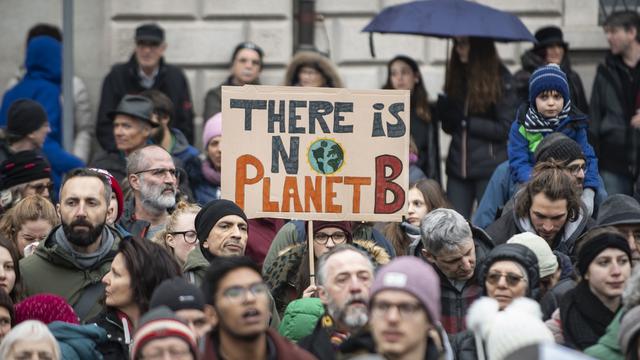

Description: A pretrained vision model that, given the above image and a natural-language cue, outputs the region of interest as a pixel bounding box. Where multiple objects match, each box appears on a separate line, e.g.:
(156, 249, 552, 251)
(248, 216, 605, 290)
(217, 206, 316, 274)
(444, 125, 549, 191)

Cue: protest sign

(221, 85, 410, 221)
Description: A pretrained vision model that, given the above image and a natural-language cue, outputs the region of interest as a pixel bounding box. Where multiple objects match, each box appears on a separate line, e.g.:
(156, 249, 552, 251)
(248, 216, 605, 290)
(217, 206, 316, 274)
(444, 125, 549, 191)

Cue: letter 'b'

(374, 155, 405, 213)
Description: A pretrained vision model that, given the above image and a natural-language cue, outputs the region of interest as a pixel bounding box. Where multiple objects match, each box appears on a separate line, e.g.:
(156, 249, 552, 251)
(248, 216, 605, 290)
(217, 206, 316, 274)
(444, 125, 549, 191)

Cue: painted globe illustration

(308, 139, 345, 174)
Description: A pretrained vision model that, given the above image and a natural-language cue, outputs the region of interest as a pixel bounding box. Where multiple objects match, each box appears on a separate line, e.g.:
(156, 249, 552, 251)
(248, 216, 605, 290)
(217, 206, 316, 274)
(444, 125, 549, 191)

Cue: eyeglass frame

(221, 282, 269, 302)
(168, 230, 198, 244)
(566, 163, 587, 175)
(313, 231, 348, 245)
(485, 271, 527, 287)
(26, 181, 53, 195)
(133, 167, 179, 180)
(370, 300, 424, 320)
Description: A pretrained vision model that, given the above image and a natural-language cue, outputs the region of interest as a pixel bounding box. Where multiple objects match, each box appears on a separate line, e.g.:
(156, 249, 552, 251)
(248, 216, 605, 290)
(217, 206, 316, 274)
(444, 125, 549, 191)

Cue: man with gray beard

(298, 245, 374, 360)
(118, 144, 177, 239)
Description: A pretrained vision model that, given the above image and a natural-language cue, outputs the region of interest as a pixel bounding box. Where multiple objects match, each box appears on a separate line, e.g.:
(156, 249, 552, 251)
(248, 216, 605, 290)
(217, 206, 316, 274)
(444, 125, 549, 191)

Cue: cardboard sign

(221, 85, 410, 221)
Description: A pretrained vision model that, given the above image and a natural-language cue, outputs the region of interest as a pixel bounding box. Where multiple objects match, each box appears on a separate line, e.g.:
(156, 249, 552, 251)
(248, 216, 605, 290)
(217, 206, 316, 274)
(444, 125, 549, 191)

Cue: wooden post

(308, 220, 315, 286)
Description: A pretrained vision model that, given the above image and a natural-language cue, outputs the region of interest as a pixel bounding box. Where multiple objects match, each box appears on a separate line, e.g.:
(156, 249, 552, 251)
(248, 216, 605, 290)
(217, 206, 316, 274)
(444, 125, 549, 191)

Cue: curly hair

(152, 201, 201, 255)
(445, 37, 502, 114)
(0, 195, 58, 254)
(514, 160, 582, 222)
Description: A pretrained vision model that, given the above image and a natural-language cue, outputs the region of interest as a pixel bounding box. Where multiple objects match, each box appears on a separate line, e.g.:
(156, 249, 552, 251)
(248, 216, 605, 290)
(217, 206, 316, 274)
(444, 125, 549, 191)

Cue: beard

(326, 293, 369, 330)
(139, 177, 176, 211)
(62, 218, 105, 247)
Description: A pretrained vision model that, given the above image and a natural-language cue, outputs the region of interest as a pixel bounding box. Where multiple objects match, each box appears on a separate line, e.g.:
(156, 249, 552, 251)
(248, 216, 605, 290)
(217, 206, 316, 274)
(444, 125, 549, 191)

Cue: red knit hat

(89, 168, 124, 221)
(131, 307, 197, 360)
(14, 293, 79, 325)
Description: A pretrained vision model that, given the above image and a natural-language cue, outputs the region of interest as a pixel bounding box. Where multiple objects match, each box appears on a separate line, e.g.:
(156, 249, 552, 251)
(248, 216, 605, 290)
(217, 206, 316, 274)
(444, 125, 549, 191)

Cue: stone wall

(0, 0, 608, 152)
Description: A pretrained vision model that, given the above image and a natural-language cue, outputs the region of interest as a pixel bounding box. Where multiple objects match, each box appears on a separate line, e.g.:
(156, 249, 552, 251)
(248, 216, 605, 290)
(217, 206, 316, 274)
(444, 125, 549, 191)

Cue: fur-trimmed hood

(283, 51, 344, 88)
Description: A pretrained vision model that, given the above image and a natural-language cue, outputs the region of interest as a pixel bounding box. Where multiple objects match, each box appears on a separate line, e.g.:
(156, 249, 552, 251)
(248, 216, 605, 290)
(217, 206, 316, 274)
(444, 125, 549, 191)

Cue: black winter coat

(411, 108, 442, 184)
(438, 65, 518, 180)
(514, 49, 589, 114)
(89, 309, 131, 360)
(589, 52, 640, 177)
(96, 55, 195, 151)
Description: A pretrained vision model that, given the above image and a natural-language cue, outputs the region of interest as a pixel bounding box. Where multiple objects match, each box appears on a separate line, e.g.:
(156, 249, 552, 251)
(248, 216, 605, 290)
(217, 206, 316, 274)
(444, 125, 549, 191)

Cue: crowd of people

(1, 8, 640, 360)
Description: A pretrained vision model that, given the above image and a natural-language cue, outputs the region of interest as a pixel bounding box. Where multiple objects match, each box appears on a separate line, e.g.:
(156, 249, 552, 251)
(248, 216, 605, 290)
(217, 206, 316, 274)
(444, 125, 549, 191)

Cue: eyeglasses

(371, 301, 423, 319)
(27, 182, 53, 195)
(169, 230, 198, 244)
(134, 168, 179, 179)
(222, 282, 269, 302)
(566, 163, 587, 175)
(486, 272, 527, 287)
(141, 347, 192, 360)
(313, 231, 347, 245)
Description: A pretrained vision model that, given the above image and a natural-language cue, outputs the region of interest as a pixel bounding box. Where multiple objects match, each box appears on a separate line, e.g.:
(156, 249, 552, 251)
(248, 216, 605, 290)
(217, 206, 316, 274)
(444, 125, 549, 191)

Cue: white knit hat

(507, 232, 558, 278)
(467, 297, 554, 360)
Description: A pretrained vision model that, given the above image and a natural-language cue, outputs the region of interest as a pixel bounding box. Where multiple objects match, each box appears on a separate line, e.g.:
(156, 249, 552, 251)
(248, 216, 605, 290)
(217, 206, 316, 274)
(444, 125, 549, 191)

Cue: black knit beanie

(149, 277, 205, 312)
(195, 199, 248, 243)
(6, 99, 48, 139)
(577, 232, 631, 276)
(534, 133, 585, 164)
(0, 151, 51, 190)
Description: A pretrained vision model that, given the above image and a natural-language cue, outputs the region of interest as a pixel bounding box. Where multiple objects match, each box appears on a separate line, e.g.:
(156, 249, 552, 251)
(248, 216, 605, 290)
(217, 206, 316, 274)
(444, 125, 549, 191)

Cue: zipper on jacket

(461, 98, 469, 178)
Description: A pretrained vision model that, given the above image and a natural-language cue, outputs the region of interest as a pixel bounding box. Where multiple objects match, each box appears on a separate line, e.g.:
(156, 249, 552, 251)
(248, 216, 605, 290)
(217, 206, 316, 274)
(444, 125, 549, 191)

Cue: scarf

(560, 281, 618, 350)
(201, 159, 221, 185)
(523, 100, 572, 133)
(54, 226, 115, 269)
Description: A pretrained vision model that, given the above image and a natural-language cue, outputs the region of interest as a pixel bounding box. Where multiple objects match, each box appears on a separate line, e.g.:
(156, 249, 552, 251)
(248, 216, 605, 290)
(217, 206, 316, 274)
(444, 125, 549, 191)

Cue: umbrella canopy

(363, 0, 535, 43)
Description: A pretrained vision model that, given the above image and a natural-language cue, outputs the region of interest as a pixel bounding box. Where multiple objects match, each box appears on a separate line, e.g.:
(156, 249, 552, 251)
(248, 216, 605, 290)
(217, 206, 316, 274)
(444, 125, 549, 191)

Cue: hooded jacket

(19, 224, 127, 322)
(48, 321, 108, 360)
(168, 127, 202, 191)
(450, 244, 540, 360)
(0, 36, 85, 187)
(590, 53, 640, 177)
(283, 51, 344, 88)
(508, 103, 600, 190)
(514, 49, 589, 114)
(96, 54, 194, 151)
(485, 193, 593, 257)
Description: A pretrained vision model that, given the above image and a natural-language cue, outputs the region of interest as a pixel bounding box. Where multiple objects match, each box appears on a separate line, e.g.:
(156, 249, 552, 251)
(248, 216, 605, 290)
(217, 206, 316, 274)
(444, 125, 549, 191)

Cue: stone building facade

(0, 0, 612, 151)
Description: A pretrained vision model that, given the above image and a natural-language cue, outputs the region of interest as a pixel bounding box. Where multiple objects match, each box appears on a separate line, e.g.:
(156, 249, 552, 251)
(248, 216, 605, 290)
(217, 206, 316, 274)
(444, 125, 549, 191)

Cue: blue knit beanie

(528, 64, 570, 108)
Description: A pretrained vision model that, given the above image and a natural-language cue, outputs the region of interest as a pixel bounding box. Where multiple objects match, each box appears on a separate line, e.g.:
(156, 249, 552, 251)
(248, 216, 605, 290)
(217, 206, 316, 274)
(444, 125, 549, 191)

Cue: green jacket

(584, 310, 623, 360)
(183, 246, 210, 287)
(279, 297, 324, 342)
(20, 225, 124, 323)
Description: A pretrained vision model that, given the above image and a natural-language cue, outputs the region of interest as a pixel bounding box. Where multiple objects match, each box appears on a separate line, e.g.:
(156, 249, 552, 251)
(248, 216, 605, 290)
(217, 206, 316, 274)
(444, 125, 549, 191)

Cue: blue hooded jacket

(0, 36, 84, 188)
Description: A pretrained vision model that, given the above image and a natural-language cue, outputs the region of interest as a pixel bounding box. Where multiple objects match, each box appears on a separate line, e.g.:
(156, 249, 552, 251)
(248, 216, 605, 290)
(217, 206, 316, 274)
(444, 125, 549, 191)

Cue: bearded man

(20, 168, 130, 322)
(118, 145, 178, 239)
(298, 245, 374, 360)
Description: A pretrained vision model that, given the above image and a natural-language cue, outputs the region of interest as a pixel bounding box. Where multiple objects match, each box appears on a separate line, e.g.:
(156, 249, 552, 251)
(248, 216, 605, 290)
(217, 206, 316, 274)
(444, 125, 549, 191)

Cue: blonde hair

(152, 201, 201, 253)
(0, 195, 59, 249)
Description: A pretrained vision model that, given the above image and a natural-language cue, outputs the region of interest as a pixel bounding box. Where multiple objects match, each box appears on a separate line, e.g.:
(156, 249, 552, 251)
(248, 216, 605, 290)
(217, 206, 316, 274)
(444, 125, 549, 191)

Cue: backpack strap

(73, 282, 106, 321)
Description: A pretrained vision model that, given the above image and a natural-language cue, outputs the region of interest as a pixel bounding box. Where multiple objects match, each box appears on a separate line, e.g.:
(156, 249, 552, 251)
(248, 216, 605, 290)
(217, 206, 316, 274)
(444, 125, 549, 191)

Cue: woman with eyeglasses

(0, 195, 58, 258)
(153, 201, 201, 267)
(451, 243, 540, 360)
(0, 150, 53, 214)
(90, 238, 182, 360)
(546, 227, 632, 350)
(284, 50, 343, 88)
